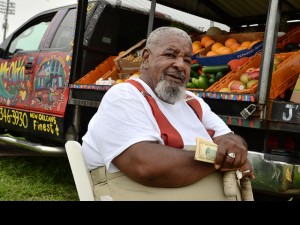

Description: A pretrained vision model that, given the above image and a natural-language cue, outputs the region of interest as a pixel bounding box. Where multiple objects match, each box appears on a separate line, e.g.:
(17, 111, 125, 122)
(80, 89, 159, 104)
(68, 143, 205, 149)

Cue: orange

(211, 42, 224, 52)
(194, 48, 205, 55)
(192, 40, 202, 48)
(201, 36, 213, 46)
(236, 46, 248, 52)
(118, 51, 126, 56)
(240, 41, 252, 49)
(206, 50, 218, 57)
(192, 41, 202, 54)
(230, 42, 241, 52)
(217, 46, 233, 55)
(204, 39, 216, 48)
(225, 38, 238, 48)
(250, 40, 261, 48)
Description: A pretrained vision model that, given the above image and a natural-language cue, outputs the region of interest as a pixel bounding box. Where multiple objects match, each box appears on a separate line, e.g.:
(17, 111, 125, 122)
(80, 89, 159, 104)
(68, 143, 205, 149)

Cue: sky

(0, 0, 77, 41)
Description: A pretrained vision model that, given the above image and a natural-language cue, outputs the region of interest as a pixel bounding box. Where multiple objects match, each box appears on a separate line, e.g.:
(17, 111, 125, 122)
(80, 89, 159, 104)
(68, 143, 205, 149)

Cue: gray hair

(146, 26, 192, 50)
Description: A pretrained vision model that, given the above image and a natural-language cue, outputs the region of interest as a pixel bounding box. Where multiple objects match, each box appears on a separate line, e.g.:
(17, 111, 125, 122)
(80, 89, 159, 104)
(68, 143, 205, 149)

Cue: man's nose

(173, 57, 186, 70)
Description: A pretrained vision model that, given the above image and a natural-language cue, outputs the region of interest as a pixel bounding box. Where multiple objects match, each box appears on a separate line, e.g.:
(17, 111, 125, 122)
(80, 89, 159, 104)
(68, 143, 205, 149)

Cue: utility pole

(0, 0, 15, 41)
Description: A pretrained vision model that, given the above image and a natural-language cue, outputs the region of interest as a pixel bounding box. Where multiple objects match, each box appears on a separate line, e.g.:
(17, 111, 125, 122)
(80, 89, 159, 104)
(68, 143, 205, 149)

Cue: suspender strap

(126, 79, 184, 149)
(186, 97, 215, 138)
(186, 97, 203, 121)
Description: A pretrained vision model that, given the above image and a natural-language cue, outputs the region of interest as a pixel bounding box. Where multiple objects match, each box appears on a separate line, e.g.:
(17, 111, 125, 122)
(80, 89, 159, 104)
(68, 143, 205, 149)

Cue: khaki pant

(91, 167, 242, 201)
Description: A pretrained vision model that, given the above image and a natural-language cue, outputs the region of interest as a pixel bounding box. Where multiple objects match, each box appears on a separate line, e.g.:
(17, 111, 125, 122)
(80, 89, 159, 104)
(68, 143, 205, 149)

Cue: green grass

(0, 156, 79, 201)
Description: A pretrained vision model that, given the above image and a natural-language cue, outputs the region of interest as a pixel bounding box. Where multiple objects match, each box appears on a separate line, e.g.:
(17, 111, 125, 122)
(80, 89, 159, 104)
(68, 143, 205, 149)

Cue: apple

(229, 80, 246, 91)
(246, 79, 258, 89)
(240, 72, 252, 84)
(228, 80, 235, 88)
(248, 70, 260, 79)
(219, 87, 230, 92)
(246, 67, 256, 73)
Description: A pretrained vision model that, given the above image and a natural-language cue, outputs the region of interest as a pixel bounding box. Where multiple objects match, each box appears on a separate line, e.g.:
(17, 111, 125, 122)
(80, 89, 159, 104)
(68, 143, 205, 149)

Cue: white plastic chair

(65, 140, 95, 201)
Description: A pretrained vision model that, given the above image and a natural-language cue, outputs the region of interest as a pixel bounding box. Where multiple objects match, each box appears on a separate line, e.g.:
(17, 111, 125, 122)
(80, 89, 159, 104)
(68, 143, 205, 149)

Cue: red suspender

(186, 98, 215, 137)
(126, 79, 214, 148)
(185, 98, 203, 120)
(126, 80, 184, 148)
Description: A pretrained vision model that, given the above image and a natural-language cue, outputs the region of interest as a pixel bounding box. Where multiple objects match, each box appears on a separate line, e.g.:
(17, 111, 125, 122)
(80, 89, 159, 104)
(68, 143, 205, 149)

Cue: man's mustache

(164, 71, 186, 82)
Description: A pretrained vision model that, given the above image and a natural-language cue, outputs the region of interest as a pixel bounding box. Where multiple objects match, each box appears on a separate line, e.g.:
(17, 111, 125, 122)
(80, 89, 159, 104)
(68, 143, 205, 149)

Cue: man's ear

(141, 48, 150, 68)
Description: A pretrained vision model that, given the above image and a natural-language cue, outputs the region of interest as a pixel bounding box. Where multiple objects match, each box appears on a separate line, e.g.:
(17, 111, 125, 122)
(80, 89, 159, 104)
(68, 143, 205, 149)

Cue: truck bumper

(0, 134, 66, 156)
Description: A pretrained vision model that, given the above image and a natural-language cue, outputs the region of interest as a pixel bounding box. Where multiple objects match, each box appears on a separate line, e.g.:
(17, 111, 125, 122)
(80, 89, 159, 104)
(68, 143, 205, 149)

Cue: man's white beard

(155, 79, 186, 104)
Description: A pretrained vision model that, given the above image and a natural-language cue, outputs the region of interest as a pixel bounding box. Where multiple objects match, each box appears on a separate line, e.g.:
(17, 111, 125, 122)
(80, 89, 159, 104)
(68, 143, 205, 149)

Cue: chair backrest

(65, 140, 95, 201)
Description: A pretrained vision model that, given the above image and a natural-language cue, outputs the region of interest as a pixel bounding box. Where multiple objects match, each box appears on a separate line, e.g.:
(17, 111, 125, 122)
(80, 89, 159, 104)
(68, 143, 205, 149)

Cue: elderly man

(82, 26, 254, 201)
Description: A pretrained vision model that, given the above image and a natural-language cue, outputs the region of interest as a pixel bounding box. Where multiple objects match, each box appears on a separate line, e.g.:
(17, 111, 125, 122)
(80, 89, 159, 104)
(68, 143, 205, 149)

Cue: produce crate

(206, 71, 258, 94)
(269, 75, 298, 99)
(206, 53, 261, 94)
(114, 39, 146, 74)
(194, 32, 264, 66)
(269, 50, 300, 99)
(75, 56, 118, 85)
(290, 75, 300, 103)
(276, 26, 300, 50)
(207, 51, 296, 97)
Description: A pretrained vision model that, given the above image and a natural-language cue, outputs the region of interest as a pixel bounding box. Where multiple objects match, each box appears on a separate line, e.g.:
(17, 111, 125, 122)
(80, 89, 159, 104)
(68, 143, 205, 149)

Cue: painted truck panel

(30, 51, 71, 115)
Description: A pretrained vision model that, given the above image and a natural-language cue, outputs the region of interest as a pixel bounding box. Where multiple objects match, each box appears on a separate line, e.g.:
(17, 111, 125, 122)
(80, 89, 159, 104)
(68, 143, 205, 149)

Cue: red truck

(0, 0, 300, 200)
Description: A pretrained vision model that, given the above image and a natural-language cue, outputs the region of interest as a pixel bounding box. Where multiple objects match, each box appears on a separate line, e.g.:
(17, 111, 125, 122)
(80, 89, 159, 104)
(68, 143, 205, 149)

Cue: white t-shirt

(82, 78, 232, 172)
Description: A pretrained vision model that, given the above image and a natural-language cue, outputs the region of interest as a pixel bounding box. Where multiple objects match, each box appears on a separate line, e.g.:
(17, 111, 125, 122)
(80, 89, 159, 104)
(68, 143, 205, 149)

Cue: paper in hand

(194, 137, 218, 163)
(195, 137, 245, 181)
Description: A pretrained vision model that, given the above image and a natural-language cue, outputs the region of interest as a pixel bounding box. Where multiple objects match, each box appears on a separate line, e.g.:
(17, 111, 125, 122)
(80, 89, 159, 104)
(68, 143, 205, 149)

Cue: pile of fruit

(121, 51, 142, 63)
(218, 55, 286, 93)
(219, 67, 259, 93)
(192, 36, 261, 57)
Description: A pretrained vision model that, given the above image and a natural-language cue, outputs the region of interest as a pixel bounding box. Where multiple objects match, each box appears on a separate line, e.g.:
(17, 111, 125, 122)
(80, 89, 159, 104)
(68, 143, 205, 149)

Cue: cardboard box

(290, 75, 300, 103)
(114, 39, 146, 74)
(194, 32, 264, 66)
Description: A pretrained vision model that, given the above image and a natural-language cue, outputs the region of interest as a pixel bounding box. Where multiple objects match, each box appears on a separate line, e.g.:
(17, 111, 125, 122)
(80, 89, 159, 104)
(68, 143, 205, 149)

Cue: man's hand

(239, 160, 255, 180)
(213, 133, 253, 179)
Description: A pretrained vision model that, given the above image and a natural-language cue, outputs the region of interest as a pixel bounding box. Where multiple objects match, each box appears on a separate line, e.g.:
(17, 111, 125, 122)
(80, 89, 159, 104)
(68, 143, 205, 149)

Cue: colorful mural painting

(0, 51, 71, 137)
(0, 52, 71, 110)
(0, 57, 27, 107)
(31, 54, 70, 112)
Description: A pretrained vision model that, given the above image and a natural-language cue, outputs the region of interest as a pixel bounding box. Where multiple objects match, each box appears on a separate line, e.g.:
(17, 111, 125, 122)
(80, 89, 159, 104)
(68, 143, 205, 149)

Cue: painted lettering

(0, 61, 9, 79)
(37, 114, 57, 124)
(0, 107, 28, 128)
(5, 58, 25, 82)
(30, 112, 38, 119)
(0, 107, 59, 136)
(282, 104, 294, 121)
(31, 112, 59, 135)
(33, 119, 55, 134)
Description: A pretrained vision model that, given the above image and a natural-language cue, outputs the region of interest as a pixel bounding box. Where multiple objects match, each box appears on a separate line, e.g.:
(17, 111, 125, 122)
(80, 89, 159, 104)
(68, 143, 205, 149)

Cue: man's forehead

(152, 46, 192, 59)
(158, 38, 190, 48)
